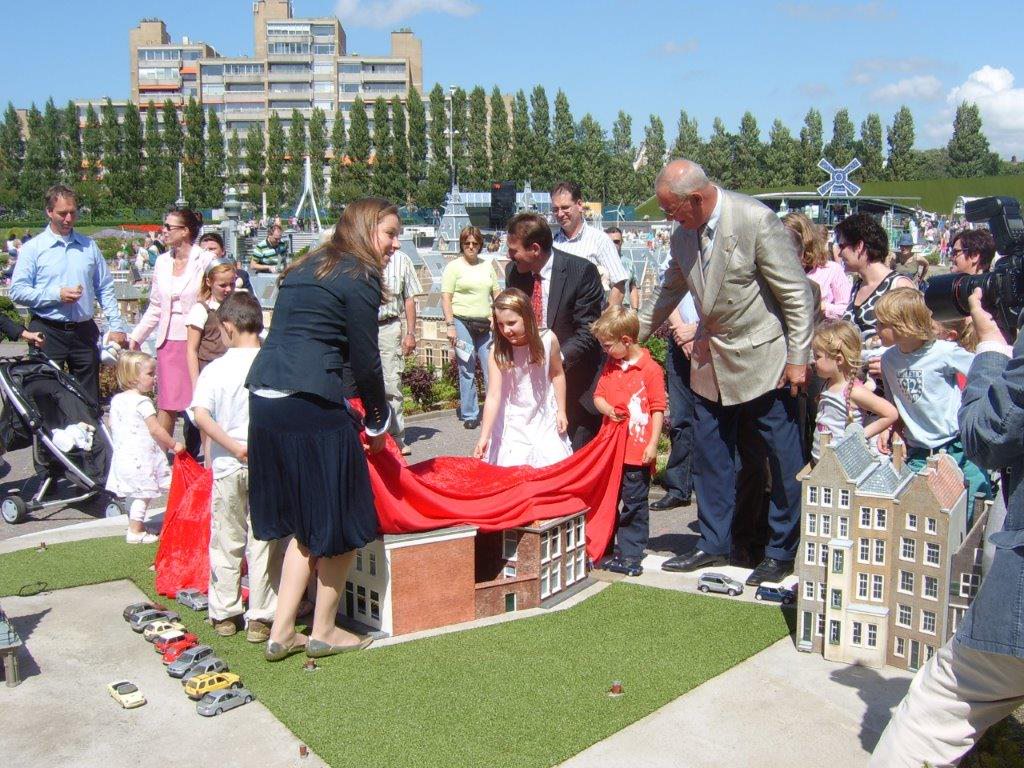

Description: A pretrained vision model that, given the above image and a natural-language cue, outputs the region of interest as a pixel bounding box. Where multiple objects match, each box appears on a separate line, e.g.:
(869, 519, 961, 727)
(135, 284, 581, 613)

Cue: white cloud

(944, 65, 1024, 156)
(334, 0, 478, 28)
(658, 38, 699, 56)
(870, 75, 943, 102)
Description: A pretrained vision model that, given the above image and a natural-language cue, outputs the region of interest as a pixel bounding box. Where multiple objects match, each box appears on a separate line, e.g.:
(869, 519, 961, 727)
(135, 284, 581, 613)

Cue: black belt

(32, 316, 93, 332)
(378, 316, 400, 325)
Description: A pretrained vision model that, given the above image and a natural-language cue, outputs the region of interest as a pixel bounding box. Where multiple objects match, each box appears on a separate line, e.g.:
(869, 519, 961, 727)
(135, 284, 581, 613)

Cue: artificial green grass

(1, 536, 790, 768)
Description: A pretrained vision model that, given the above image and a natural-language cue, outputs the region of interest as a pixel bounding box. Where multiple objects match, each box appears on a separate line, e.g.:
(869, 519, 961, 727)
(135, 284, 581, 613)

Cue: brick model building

(340, 512, 589, 637)
(795, 425, 987, 672)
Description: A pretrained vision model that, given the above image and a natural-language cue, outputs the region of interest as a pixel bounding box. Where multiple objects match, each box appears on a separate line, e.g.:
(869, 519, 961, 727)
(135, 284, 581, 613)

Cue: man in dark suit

(505, 212, 604, 450)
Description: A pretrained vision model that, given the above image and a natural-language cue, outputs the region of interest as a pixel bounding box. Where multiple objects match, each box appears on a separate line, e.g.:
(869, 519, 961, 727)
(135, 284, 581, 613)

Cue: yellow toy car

(107, 680, 146, 709)
(184, 671, 242, 700)
(143, 620, 186, 642)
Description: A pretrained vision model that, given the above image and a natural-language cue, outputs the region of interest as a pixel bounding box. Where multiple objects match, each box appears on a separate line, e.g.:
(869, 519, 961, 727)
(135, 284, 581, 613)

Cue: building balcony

(266, 71, 313, 83)
(268, 88, 313, 101)
(224, 109, 267, 122)
(223, 72, 265, 84)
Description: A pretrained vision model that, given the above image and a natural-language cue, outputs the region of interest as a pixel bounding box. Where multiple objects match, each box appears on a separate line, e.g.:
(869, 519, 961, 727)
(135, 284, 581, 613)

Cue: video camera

(923, 196, 1024, 340)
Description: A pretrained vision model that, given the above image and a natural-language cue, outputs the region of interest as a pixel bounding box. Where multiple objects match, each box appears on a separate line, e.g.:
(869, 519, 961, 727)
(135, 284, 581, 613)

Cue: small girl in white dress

(473, 288, 572, 467)
(106, 351, 184, 543)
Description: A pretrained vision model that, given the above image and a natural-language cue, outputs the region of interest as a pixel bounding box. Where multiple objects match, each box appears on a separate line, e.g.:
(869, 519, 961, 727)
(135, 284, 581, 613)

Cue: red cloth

(154, 453, 213, 598)
(593, 348, 667, 466)
(531, 273, 544, 324)
(361, 402, 628, 561)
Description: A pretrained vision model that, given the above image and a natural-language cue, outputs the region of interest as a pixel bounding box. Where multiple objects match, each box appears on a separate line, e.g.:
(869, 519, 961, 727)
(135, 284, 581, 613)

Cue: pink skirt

(156, 339, 193, 411)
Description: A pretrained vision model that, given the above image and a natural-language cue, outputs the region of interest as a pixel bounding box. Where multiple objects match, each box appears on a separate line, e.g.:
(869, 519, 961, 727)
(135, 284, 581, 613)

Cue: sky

(5, 0, 1024, 158)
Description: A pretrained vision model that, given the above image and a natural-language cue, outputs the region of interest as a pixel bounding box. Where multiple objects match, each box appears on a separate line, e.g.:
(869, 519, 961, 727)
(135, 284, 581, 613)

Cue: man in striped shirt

(379, 247, 424, 455)
(250, 224, 289, 274)
(551, 181, 629, 305)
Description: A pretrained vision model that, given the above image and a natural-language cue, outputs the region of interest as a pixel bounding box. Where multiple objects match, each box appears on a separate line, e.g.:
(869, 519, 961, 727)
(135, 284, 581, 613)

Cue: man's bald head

(654, 159, 717, 230)
(655, 160, 712, 198)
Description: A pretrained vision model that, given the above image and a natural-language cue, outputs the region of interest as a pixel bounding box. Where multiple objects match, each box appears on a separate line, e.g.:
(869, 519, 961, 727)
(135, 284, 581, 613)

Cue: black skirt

(248, 392, 379, 557)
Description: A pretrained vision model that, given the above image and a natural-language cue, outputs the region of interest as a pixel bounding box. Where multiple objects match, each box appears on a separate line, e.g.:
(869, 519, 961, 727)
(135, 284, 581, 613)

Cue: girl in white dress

(106, 351, 184, 543)
(473, 288, 572, 467)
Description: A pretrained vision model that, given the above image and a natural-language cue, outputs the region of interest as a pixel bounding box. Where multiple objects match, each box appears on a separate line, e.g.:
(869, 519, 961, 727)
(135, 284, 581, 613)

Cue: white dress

(105, 391, 172, 499)
(487, 329, 573, 468)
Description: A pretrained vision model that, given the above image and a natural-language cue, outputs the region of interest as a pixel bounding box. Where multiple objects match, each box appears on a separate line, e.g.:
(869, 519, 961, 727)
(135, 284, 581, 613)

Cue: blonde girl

(186, 258, 237, 388)
(472, 288, 572, 467)
(810, 320, 898, 462)
(105, 351, 184, 543)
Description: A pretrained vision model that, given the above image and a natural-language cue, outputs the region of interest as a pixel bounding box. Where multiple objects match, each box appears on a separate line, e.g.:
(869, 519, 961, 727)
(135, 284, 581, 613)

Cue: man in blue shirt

(10, 184, 128, 400)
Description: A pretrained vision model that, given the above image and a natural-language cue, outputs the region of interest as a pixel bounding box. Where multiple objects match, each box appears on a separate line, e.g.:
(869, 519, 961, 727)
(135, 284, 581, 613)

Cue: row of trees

(0, 87, 1011, 218)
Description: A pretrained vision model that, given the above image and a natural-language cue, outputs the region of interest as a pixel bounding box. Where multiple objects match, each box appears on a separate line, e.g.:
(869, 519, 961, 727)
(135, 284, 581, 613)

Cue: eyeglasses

(162, 223, 186, 231)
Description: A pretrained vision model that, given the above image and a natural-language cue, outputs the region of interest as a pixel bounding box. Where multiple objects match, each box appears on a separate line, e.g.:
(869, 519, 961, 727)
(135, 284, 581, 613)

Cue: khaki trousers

(870, 636, 1024, 768)
(378, 318, 405, 445)
(208, 468, 282, 623)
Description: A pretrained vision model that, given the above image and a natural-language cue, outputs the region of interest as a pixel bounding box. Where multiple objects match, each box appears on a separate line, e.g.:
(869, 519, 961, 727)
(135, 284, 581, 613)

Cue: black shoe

(745, 557, 794, 586)
(650, 492, 691, 511)
(464, 419, 480, 429)
(602, 556, 643, 577)
(661, 549, 727, 573)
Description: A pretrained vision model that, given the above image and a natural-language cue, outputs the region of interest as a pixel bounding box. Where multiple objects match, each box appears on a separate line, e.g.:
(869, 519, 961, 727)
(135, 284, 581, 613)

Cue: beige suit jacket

(639, 189, 813, 406)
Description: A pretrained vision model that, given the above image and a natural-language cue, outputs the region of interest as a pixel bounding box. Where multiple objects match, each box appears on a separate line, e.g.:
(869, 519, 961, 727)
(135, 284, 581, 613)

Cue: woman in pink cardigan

(129, 207, 212, 454)
(783, 212, 851, 320)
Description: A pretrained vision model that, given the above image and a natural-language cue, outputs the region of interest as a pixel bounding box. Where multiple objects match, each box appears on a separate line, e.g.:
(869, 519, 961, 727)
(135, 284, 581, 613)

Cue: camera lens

(922, 272, 991, 323)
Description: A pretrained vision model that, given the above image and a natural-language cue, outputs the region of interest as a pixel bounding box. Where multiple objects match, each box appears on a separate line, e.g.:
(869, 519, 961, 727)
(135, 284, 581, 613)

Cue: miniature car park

(184, 671, 242, 700)
(754, 585, 796, 605)
(155, 632, 198, 654)
(181, 657, 229, 685)
(129, 608, 180, 632)
(143, 619, 186, 642)
(167, 644, 215, 678)
(176, 589, 208, 612)
(196, 687, 254, 717)
(162, 637, 202, 664)
(122, 602, 158, 622)
(107, 680, 146, 709)
(696, 572, 745, 597)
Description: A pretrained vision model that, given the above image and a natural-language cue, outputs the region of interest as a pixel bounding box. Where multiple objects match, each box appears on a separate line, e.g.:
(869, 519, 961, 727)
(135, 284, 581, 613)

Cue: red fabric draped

(154, 453, 213, 598)
(361, 405, 627, 561)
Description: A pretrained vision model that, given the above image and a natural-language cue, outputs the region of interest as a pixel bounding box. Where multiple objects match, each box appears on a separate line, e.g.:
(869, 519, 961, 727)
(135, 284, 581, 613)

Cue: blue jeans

(617, 466, 651, 560)
(455, 317, 491, 421)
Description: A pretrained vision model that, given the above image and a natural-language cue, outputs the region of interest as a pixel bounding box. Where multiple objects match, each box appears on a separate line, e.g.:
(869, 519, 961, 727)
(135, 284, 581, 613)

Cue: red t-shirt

(593, 347, 667, 466)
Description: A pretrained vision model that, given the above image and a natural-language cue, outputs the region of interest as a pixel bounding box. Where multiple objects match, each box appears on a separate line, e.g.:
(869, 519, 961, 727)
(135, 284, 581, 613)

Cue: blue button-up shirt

(10, 227, 128, 332)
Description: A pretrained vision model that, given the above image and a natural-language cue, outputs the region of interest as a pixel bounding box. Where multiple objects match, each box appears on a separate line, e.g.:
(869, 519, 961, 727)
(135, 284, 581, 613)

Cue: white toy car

(107, 680, 146, 709)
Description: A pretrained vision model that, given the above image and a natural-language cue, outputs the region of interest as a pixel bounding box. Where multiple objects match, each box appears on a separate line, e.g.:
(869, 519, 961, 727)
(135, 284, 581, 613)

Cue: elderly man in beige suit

(639, 159, 813, 585)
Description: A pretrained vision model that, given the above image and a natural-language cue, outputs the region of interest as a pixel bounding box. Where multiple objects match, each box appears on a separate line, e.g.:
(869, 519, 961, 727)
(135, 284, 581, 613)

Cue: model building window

(820, 543, 829, 566)
(901, 537, 916, 561)
(839, 489, 850, 508)
(872, 574, 884, 601)
(821, 515, 832, 537)
(921, 610, 936, 634)
(925, 645, 935, 662)
(565, 555, 576, 586)
(974, 547, 983, 566)
(566, 521, 576, 550)
(897, 604, 912, 627)
(504, 562, 517, 578)
(857, 573, 869, 599)
(875, 508, 887, 529)
(550, 562, 561, 593)
(926, 517, 937, 535)
(550, 529, 562, 559)
(807, 513, 817, 535)
(822, 487, 833, 507)
(369, 552, 377, 576)
(925, 543, 940, 566)
(832, 549, 844, 574)
(960, 572, 981, 598)
(356, 585, 367, 615)
(802, 612, 813, 643)
(345, 581, 354, 616)
(805, 541, 816, 565)
(818, 582, 826, 601)
(576, 549, 585, 577)
(830, 588, 842, 609)
(906, 513, 918, 531)
(503, 531, 520, 561)
(370, 590, 380, 621)
(817, 613, 825, 636)
(874, 539, 886, 565)
(899, 570, 914, 594)
(923, 576, 938, 600)
(356, 550, 363, 571)
(839, 516, 849, 538)
(828, 619, 841, 645)
(858, 538, 870, 563)
(505, 593, 517, 612)
(852, 621, 862, 645)
(895, 636, 906, 657)
(807, 486, 819, 505)
(860, 507, 872, 528)
(867, 624, 878, 648)
(540, 566, 550, 599)
(804, 580, 815, 600)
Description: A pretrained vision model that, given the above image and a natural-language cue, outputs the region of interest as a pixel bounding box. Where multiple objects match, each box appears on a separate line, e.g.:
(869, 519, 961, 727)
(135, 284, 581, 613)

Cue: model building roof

(925, 453, 968, 511)
(832, 424, 877, 482)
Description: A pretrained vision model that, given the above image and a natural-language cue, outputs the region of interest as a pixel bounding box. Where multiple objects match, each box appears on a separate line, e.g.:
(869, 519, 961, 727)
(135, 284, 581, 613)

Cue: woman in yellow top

(441, 226, 500, 430)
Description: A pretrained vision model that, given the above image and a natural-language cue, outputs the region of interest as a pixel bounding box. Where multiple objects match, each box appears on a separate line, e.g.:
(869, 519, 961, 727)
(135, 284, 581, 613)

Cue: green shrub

(0, 295, 24, 325)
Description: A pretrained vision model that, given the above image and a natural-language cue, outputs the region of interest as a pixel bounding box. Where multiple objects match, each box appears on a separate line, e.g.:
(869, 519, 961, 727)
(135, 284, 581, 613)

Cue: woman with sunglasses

(129, 207, 212, 457)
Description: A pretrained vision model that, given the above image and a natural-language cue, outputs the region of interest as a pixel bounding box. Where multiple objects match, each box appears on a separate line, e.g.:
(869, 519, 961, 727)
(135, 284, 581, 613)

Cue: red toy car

(155, 632, 198, 655)
(162, 637, 200, 664)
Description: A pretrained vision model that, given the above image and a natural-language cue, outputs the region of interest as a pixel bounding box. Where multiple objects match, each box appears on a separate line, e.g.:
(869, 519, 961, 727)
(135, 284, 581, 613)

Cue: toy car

(196, 687, 254, 717)
(167, 644, 215, 678)
(107, 680, 146, 709)
(184, 671, 242, 700)
(143, 619, 186, 642)
(176, 588, 209, 612)
(154, 631, 198, 654)
(754, 585, 796, 605)
(122, 602, 158, 622)
(696, 572, 744, 597)
(181, 656, 229, 685)
(129, 609, 180, 632)
(162, 637, 201, 664)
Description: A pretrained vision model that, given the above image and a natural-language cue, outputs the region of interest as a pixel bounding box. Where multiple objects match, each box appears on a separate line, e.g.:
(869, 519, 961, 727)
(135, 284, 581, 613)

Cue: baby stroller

(0, 351, 119, 524)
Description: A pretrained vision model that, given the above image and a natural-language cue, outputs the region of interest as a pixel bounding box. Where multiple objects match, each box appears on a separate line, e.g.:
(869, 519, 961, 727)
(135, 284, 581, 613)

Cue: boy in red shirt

(591, 306, 666, 576)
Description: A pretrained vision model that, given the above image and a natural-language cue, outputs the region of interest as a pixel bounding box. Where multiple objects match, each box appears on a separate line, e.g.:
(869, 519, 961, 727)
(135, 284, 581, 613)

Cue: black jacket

(245, 255, 389, 432)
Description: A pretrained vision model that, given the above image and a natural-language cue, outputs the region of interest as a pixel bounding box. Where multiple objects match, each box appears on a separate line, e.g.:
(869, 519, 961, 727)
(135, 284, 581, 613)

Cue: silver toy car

(181, 656, 229, 685)
(196, 687, 254, 717)
(696, 572, 744, 597)
(176, 589, 209, 612)
(167, 644, 215, 678)
(122, 602, 158, 622)
(129, 608, 180, 632)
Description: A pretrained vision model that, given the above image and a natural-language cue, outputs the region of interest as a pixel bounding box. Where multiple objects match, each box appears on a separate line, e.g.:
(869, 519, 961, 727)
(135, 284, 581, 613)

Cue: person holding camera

(870, 289, 1021, 767)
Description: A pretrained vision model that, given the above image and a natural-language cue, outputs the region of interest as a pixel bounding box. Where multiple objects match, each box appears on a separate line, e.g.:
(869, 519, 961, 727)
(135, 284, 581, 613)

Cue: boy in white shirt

(191, 291, 281, 642)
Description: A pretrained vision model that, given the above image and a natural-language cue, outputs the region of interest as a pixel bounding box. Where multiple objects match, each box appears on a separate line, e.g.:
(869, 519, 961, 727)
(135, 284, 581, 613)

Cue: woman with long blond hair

(246, 197, 397, 662)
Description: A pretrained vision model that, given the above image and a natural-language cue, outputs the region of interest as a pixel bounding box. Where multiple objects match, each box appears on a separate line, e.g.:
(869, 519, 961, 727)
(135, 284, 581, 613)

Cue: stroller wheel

(104, 498, 127, 519)
(1, 495, 28, 524)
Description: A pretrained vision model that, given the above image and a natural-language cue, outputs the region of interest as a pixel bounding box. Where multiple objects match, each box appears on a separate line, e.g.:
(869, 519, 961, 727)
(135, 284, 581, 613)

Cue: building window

(897, 604, 912, 627)
(925, 644, 935, 661)
(829, 620, 841, 645)
(926, 543, 940, 566)
(368, 552, 377, 576)
(858, 573, 869, 599)
(313, 43, 336, 55)
(901, 537, 916, 561)
(540, 566, 550, 599)
(807, 486, 819, 505)
(872, 574, 884, 601)
(807, 513, 817, 536)
(839, 516, 849, 538)
(874, 539, 886, 565)
(805, 542, 816, 565)
(804, 580, 815, 600)
(565, 555, 576, 586)
(867, 624, 878, 648)
(566, 521, 576, 550)
(370, 590, 380, 621)
(821, 515, 832, 537)
(818, 582, 826, 602)
(852, 621, 862, 645)
(503, 531, 519, 561)
(899, 570, 914, 594)
(550, 529, 562, 559)
(860, 507, 872, 528)
(822, 487, 833, 507)
(832, 549, 845, 574)
(875, 508, 887, 530)
(839, 488, 850, 508)
(923, 576, 939, 600)
(575, 516, 584, 544)
(820, 543, 829, 567)
(504, 592, 517, 612)
(895, 636, 906, 657)
(268, 42, 310, 55)
(858, 538, 870, 563)
(926, 517, 937, 535)
(344, 581, 354, 616)
(356, 550, 363, 571)
(817, 613, 825, 636)
(830, 589, 842, 609)
(960, 572, 981, 598)
(802, 612, 813, 643)
(922, 610, 936, 634)
(504, 563, 517, 578)
(550, 562, 561, 593)
(906, 513, 917, 531)
(356, 585, 366, 615)
(576, 549, 585, 577)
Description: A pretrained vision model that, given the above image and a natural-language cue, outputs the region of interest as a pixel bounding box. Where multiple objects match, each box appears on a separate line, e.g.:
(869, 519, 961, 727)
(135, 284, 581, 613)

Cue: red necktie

(531, 272, 544, 326)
